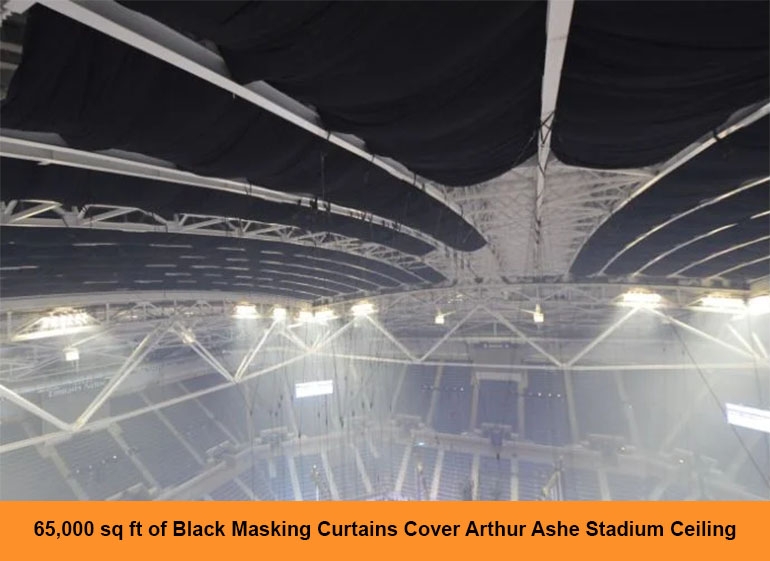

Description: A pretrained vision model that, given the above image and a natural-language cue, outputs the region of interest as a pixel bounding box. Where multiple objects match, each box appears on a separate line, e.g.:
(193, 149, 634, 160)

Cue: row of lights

(232, 301, 377, 322)
(620, 289, 770, 315)
(53, 291, 769, 362)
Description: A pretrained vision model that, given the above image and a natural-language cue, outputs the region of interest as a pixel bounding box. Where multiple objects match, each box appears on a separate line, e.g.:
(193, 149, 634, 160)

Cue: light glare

(698, 295, 746, 312)
(64, 347, 80, 362)
(314, 309, 337, 323)
(351, 302, 375, 317)
(621, 290, 662, 308)
(533, 304, 544, 324)
(748, 294, 770, 316)
(13, 309, 98, 341)
(297, 310, 314, 324)
(726, 403, 770, 434)
(295, 379, 334, 398)
(233, 303, 259, 319)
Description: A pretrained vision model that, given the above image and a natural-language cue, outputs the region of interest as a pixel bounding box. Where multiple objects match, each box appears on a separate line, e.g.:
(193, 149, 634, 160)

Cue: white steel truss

(0, 199, 450, 285)
(0, 132, 469, 270)
(445, 161, 654, 282)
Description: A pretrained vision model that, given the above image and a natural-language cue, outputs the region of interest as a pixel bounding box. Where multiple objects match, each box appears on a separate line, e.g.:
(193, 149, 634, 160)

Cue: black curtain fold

(0, 157, 438, 257)
(552, 1, 769, 168)
(1, 6, 485, 251)
(571, 117, 770, 282)
(120, 1, 547, 186)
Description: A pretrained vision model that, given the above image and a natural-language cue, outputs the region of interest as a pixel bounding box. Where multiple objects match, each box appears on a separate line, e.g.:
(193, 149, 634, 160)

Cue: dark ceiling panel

(682, 242, 769, 279)
(553, 1, 769, 168)
(121, 1, 546, 186)
(0, 157, 435, 257)
(0, 6, 485, 251)
(643, 212, 769, 277)
(571, 117, 770, 283)
(0, 227, 445, 299)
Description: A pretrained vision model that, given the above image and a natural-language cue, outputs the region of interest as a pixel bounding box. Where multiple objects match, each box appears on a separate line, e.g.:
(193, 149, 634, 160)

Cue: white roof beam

(0, 133, 446, 254)
(534, 0, 574, 273)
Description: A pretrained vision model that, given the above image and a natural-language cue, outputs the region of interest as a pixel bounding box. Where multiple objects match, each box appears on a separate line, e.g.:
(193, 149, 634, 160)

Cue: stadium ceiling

(0, 0, 768, 305)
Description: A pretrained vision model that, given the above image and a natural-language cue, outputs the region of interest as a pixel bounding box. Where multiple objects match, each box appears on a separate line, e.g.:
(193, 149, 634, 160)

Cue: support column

(563, 369, 580, 444)
(391, 365, 407, 414)
(430, 449, 444, 500)
(395, 445, 412, 495)
(469, 373, 480, 431)
(352, 444, 373, 495)
(597, 467, 611, 501)
(287, 456, 302, 501)
(518, 374, 527, 438)
(613, 372, 641, 447)
(471, 453, 480, 500)
(320, 450, 340, 500)
(426, 364, 444, 427)
(510, 457, 519, 501)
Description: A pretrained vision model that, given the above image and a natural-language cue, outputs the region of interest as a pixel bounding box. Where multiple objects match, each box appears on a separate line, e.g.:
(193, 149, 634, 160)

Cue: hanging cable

(667, 321, 770, 491)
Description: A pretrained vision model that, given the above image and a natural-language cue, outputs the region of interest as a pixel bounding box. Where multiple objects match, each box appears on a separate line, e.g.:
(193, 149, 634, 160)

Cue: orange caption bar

(1, 501, 767, 559)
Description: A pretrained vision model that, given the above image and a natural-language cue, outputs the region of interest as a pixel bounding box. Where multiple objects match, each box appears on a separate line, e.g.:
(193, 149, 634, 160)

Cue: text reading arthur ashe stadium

(33, 519, 736, 541)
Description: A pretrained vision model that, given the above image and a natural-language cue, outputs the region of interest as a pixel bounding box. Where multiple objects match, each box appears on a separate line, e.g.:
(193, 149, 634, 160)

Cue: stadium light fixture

(351, 301, 375, 317)
(12, 309, 99, 341)
(63, 347, 80, 362)
(620, 290, 662, 308)
(232, 303, 259, 319)
(434, 312, 446, 325)
(297, 310, 314, 324)
(295, 379, 334, 398)
(271, 306, 288, 321)
(180, 330, 196, 345)
(748, 294, 770, 316)
(533, 304, 545, 324)
(697, 295, 746, 313)
(314, 309, 337, 324)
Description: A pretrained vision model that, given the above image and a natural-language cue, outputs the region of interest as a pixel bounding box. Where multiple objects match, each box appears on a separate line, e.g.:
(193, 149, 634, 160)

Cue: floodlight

(64, 347, 80, 362)
(698, 295, 746, 313)
(295, 379, 334, 398)
(351, 301, 375, 317)
(297, 310, 314, 324)
(272, 307, 288, 321)
(233, 303, 259, 319)
(748, 294, 770, 316)
(434, 312, 446, 325)
(726, 403, 770, 434)
(533, 304, 544, 324)
(12, 309, 98, 341)
(620, 290, 662, 308)
(314, 309, 337, 323)
(180, 330, 196, 345)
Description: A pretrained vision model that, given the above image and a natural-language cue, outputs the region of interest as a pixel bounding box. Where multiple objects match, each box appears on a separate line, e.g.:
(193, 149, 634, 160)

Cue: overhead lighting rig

(232, 303, 259, 319)
(619, 290, 662, 308)
(351, 301, 376, 317)
(12, 308, 99, 341)
(695, 294, 746, 314)
(532, 304, 545, 324)
(271, 307, 288, 321)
